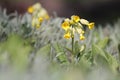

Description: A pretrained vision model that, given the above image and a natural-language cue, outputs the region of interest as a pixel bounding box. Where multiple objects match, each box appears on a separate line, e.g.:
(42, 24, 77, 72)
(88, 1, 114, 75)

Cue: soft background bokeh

(0, 0, 120, 25)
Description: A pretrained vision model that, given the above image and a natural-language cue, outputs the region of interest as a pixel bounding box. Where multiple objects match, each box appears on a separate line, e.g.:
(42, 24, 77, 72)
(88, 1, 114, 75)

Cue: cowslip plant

(27, 3, 49, 29)
(61, 15, 94, 54)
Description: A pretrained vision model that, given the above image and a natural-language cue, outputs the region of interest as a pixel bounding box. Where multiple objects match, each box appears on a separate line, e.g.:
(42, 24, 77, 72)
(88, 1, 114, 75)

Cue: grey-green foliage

(0, 9, 32, 40)
(0, 8, 120, 68)
(0, 9, 70, 48)
(0, 8, 120, 80)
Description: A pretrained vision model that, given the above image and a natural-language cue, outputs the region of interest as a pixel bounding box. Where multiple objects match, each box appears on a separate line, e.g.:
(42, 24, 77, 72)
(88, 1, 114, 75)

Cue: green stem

(72, 37, 74, 54)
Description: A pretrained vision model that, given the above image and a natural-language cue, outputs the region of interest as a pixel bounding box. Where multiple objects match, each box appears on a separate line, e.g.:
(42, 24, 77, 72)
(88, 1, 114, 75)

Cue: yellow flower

(28, 6, 34, 13)
(62, 21, 70, 31)
(80, 35, 85, 40)
(28, 3, 50, 29)
(61, 15, 95, 41)
(80, 19, 89, 25)
(71, 15, 80, 23)
(38, 17, 43, 22)
(37, 8, 47, 17)
(35, 24, 40, 29)
(64, 32, 71, 39)
(33, 3, 41, 10)
(32, 17, 41, 29)
(88, 22, 94, 30)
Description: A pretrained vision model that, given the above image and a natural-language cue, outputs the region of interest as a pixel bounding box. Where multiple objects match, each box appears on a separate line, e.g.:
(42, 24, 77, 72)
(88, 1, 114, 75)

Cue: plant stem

(118, 44, 120, 63)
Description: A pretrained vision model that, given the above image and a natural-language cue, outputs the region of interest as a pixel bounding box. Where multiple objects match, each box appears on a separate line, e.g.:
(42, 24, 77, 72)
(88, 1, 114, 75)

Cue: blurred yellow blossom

(38, 17, 43, 22)
(32, 17, 41, 28)
(32, 3, 41, 10)
(28, 6, 34, 13)
(37, 8, 48, 17)
(27, 3, 49, 29)
(36, 24, 41, 29)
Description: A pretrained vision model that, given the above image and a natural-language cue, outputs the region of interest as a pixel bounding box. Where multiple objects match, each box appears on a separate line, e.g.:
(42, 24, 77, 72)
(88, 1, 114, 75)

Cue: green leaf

(76, 44, 86, 60)
(92, 44, 118, 72)
(92, 44, 108, 60)
(92, 44, 109, 67)
(105, 51, 118, 73)
(53, 43, 68, 63)
(55, 52, 67, 63)
(79, 53, 92, 69)
(53, 43, 64, 53)
(94, 54, 108, 67)
(80, 44, 86, 52)
(65, 47, 72, 54)
(97, 37, 109, 49)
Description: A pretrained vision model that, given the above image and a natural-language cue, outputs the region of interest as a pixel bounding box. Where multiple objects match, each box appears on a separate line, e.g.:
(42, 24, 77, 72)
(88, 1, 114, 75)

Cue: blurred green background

(0, 0, 120, 24)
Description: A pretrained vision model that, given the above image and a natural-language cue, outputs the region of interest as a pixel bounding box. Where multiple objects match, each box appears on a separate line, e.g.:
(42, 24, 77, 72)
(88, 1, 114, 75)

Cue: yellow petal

(35, 24, 40, 29)
(88, 22, 95, 30)
(64, 33, 71, 39)
(71, 15, 80, 23)
(38, 17, 43, 22)
(80, 35, 85, 40)
(61, 21, 70, 31)
(28, 6, 34, 13)
(32, 17, 40, 28)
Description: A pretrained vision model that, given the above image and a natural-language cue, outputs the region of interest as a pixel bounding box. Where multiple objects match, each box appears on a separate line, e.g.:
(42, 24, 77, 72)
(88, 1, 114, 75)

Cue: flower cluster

(61, 15, 94, 40)
(28, 3, 49, 29)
